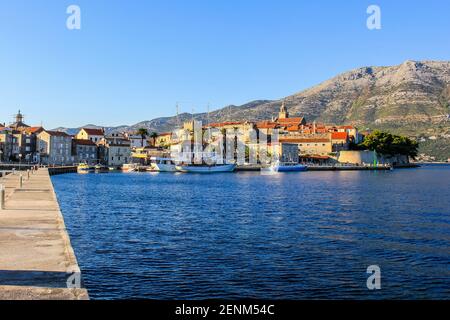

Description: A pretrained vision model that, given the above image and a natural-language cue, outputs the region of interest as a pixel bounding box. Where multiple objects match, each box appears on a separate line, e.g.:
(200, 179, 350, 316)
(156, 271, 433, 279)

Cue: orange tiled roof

(81, 128, 104, 136)
(21, 126, 44, 134)
(331, 132, 348, 140)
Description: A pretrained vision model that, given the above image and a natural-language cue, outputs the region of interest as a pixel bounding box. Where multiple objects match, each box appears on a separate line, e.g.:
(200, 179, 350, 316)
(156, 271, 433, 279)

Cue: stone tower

(278, 101, 289, 119)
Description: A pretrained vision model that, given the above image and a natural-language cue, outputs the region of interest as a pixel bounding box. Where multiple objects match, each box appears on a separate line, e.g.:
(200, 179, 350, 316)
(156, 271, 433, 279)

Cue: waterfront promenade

(0, 169, 88, 300)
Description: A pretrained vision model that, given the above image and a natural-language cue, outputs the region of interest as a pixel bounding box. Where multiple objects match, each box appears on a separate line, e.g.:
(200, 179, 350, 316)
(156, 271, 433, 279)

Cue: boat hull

(263, 164, 308, 173)
(276, 165, 308, 172)
(154, 163, 178, 172)
(176, 164, 236, 173)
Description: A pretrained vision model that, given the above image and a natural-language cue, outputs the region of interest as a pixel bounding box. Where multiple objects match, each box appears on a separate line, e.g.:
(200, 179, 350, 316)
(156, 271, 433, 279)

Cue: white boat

(176, 163, 236, 173)
(151, 157, 177, 172)
(263, 161, 308, 173)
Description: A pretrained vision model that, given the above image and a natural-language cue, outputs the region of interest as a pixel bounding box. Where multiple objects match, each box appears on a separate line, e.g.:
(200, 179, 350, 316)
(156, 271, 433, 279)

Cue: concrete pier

(0, 169, 88, 300)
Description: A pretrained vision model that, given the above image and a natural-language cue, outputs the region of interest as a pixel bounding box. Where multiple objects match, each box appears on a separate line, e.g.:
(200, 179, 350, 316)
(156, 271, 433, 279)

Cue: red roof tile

(331, 132, 348, 140)
(80, 128, 104, 136)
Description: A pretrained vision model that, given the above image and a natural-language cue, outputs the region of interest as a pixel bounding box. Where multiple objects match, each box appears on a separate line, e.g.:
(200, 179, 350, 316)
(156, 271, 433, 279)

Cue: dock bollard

(19, 174, 23, 189)
(0, 185, 5, 210)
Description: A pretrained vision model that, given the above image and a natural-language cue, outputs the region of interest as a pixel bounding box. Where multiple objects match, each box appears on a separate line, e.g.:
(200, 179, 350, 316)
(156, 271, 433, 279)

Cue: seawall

(0, 168, 88, 300)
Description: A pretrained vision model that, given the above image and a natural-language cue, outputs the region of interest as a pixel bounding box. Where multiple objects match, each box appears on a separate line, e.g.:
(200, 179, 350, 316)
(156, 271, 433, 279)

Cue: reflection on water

(52, 165, 450, 299)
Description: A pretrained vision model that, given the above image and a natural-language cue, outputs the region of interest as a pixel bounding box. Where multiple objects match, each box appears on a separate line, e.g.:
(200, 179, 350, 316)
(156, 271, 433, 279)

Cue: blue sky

(0, 0, 449, 129)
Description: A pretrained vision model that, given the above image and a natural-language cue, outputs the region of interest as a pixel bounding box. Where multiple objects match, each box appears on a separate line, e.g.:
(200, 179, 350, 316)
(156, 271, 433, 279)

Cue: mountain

(54, 60, 450, 160)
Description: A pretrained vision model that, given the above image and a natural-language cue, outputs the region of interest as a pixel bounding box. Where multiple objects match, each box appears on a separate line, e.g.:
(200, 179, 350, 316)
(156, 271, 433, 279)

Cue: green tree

(359, 130, 418, 158)
(136, 128, 149, 147)
(150, 132, 158, 146)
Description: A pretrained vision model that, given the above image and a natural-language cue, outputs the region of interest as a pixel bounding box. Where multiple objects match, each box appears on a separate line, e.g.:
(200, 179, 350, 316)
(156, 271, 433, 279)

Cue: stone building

(37, 130, 74, 165)
(72, 139, 98, 165)
(98, 133, 131, 167)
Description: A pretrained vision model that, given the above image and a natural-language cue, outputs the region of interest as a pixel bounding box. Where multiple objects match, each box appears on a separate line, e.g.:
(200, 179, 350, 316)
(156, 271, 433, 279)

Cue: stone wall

(338, 150, 410, 166)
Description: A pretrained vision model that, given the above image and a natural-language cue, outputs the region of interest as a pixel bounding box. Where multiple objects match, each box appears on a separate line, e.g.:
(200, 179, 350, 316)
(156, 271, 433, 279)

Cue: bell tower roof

(10, 109, 29, 129)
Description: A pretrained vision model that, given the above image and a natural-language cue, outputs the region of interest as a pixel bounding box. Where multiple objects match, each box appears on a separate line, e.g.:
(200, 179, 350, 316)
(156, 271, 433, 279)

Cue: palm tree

(136, 128, 148, 147)
(150, 132, 158, 147)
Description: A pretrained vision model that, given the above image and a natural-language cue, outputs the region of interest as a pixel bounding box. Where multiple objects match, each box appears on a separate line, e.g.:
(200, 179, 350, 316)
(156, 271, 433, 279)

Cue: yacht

(151, 157, 178, 172)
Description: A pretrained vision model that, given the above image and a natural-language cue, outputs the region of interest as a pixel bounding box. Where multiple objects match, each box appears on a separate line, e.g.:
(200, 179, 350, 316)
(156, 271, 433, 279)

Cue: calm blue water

(52, 165, 450, 300)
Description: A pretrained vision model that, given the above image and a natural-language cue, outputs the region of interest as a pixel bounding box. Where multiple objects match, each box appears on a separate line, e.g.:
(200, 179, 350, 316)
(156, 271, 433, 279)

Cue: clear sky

(0, 0, 449, 129)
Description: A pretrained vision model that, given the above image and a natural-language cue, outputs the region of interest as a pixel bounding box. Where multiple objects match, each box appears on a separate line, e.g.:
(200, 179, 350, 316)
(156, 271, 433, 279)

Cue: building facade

(37, 131, 74, 165)
(98, 133, 131, 167)
(76, 128, 105, 143)
(72, 139, 98, 165)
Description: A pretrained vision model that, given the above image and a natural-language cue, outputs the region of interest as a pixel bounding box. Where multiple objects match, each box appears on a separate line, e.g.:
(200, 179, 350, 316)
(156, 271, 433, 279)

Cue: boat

(94, 164, 109, 173)
(150, 157, 178, 172)
(77, 163, 94, 174)
(263, 161, 308, 173)
(176, 163, 237, 173)
(122, 163, 138, 172)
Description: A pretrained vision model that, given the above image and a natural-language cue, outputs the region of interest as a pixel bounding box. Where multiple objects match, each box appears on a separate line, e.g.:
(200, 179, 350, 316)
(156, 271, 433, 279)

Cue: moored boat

(94, 164, 109, 173)
(263, 162, 308, 173)
(176, 163, 236, 173)
(77, 163, 94, 174)
(122, 163, 138, 172)
(151, 157, 178, 172)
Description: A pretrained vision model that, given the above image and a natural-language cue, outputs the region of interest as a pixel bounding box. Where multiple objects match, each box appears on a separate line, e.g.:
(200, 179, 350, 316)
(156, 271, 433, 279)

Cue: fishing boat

(263, 161, 308, 173)
(77, 163, 93, 174)
(176, 163, 236, 173)
(150, 157, 178, 172)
